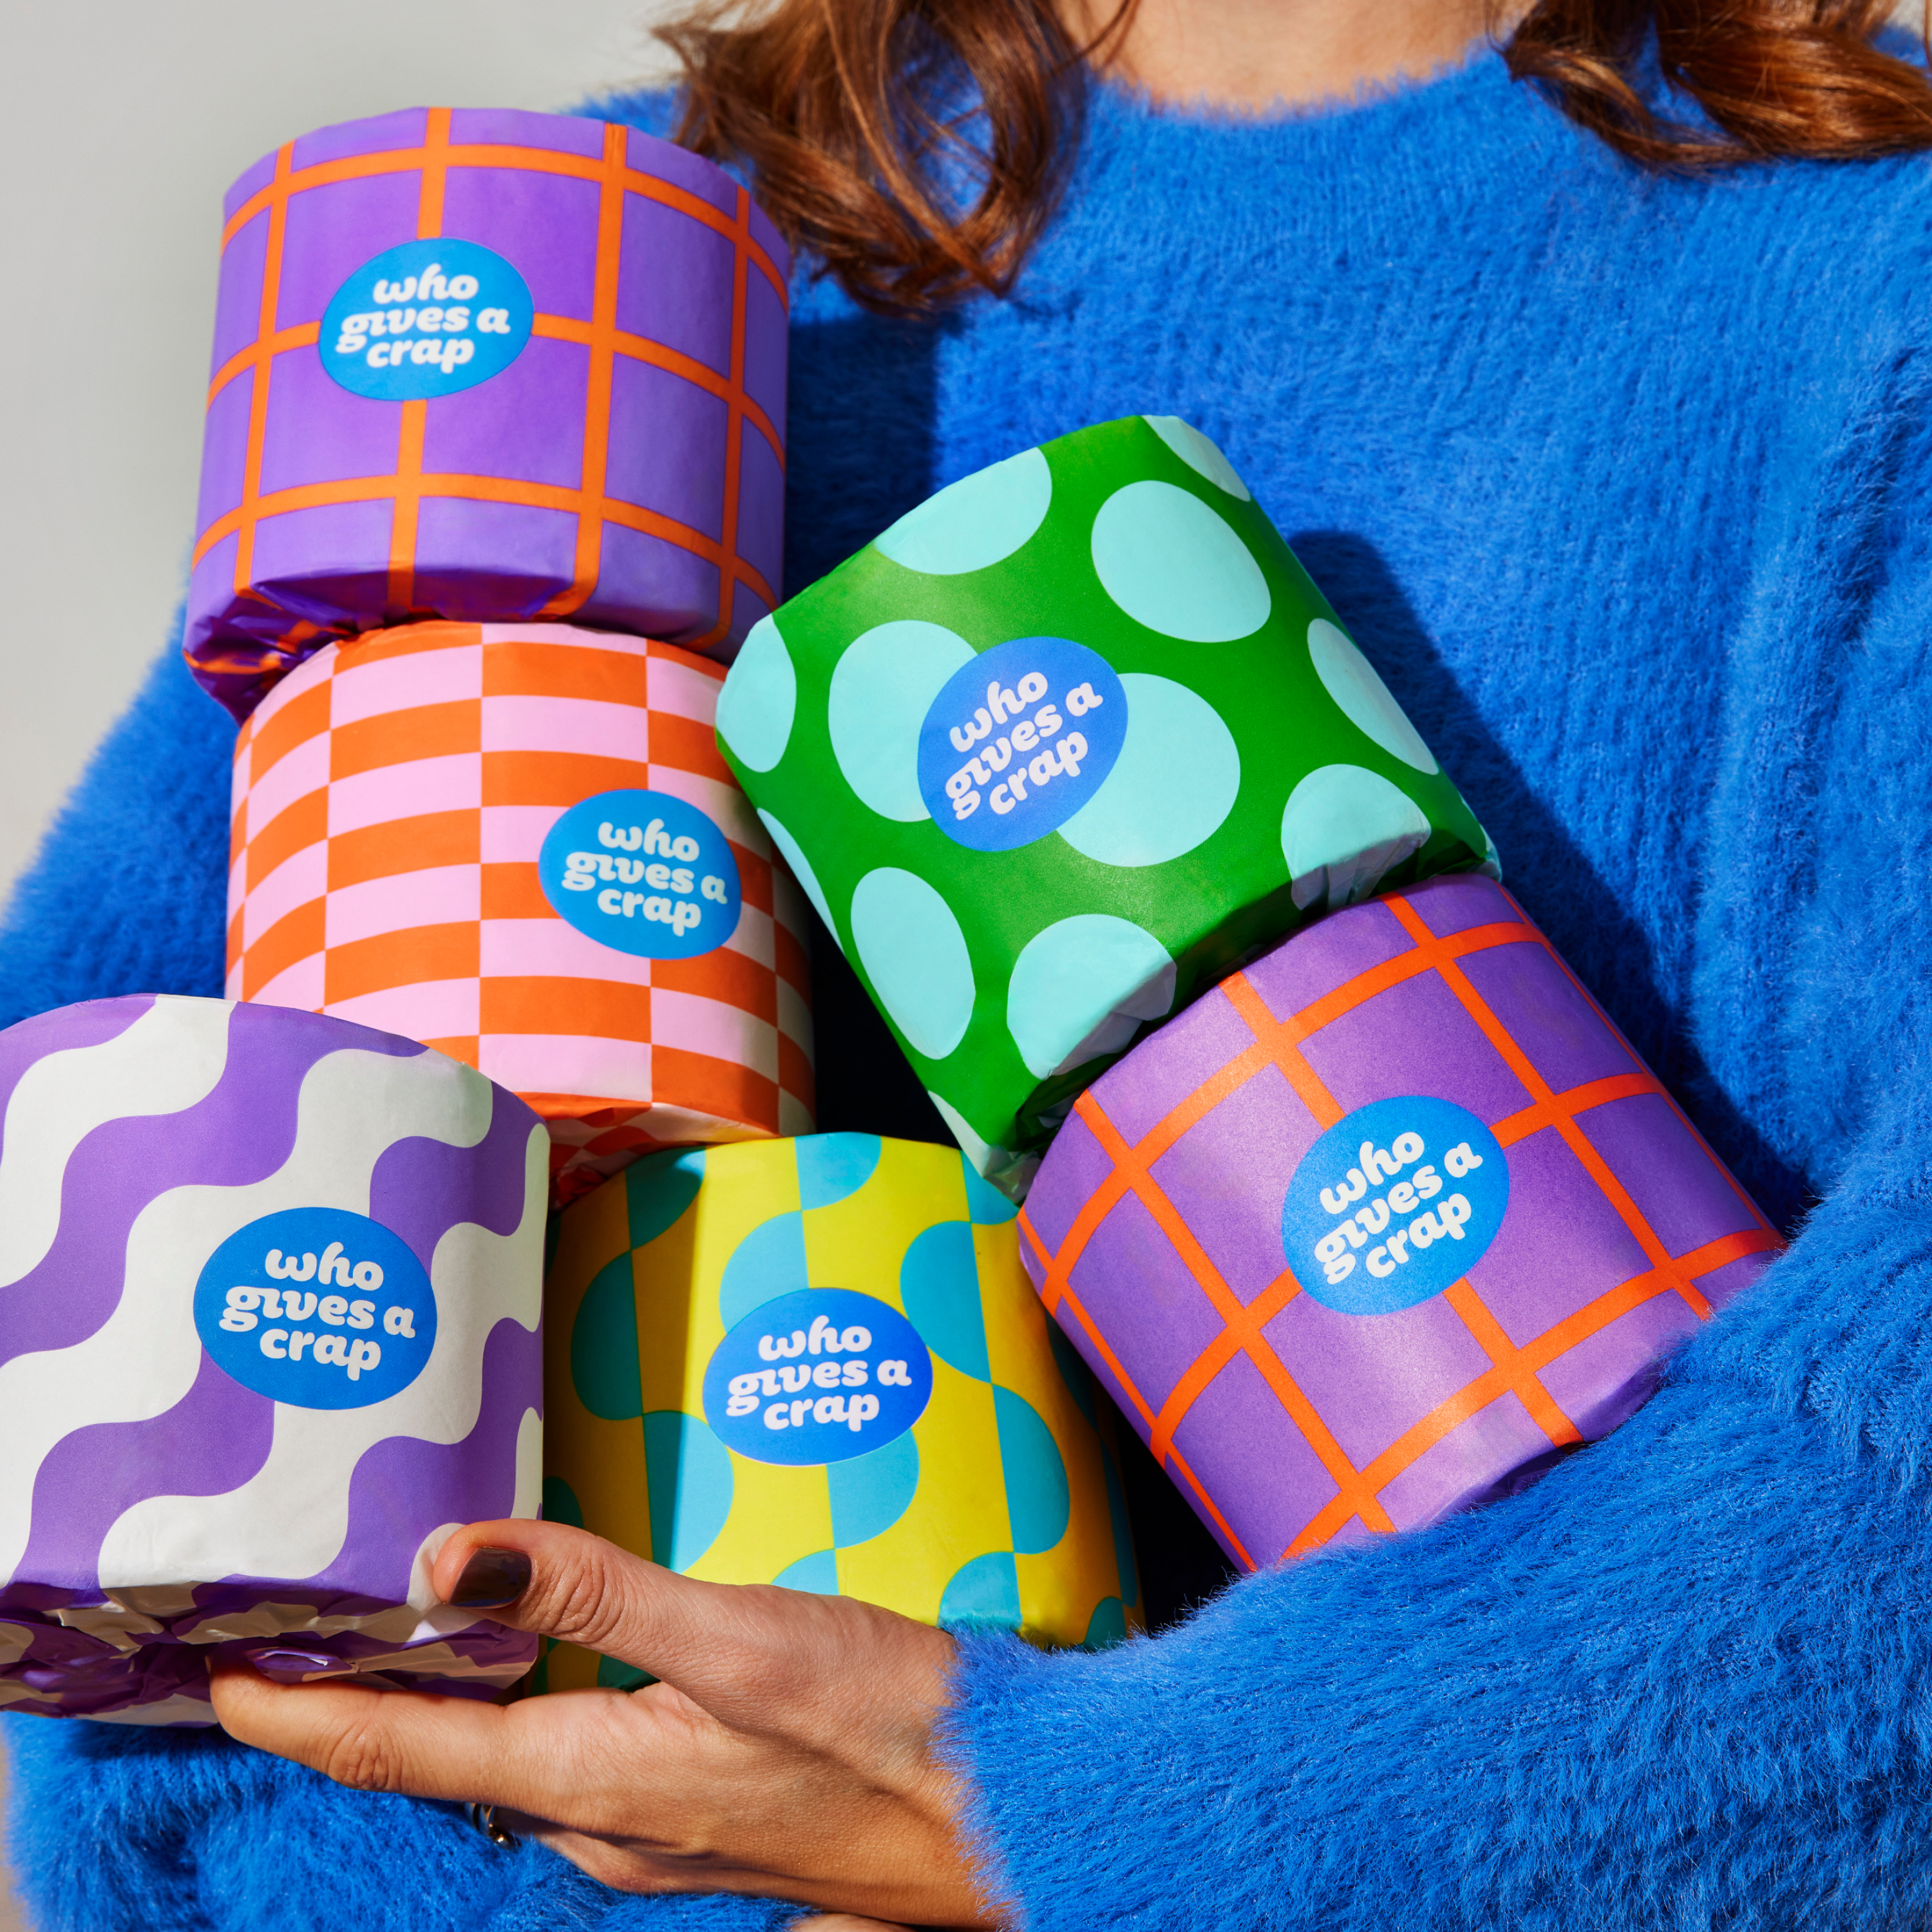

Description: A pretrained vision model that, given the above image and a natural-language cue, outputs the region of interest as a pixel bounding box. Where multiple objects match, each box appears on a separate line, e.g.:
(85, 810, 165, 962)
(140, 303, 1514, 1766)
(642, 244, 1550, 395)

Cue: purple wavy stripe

(14, 1350, 275, 1593)
(368, 1083, 541, 1268)
(0, 998, 158, 1179)
(0, 1003, 424, 1372)
(292, 1312, 544, 1605)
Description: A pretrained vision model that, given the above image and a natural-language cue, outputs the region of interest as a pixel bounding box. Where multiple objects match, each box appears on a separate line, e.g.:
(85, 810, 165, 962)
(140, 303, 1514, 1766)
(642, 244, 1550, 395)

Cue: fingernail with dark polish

(449, 1548, 531, 1608)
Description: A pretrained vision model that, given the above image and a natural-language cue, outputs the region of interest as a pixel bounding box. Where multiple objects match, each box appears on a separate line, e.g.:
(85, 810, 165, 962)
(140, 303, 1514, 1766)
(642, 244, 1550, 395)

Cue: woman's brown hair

(660, 0, 1932, 314)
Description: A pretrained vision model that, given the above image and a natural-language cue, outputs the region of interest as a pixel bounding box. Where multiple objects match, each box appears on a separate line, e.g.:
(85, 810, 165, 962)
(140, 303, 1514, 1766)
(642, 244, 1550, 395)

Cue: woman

(6, 1, 1932, 1926)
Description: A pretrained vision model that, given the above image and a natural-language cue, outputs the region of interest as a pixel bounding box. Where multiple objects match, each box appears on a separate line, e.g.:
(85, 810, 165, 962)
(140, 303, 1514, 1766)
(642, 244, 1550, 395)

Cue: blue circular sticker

(540, 789, 742, 960)
(704, 1289, 933, 1466)
(194, 1208, 437, 1409)
(1281, 1097, 1509, 1316)
(320, 238, 533, 401)
(917, 637, 1128, 852)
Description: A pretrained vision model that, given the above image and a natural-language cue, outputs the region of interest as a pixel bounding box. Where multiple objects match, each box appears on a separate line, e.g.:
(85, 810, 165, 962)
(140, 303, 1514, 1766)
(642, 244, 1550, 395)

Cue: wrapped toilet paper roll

(187, 107, 790, 719)
(226, 620, 814, 1203)
(715, 414, 1492, 1198)
(0, 996, 547, 1722)
(538, 1134, 1138, 1690)
(1017, 875, 1784, 1572)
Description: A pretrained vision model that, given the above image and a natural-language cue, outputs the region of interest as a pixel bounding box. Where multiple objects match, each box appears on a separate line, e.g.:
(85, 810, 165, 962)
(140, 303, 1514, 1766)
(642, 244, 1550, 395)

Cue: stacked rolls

(717, 414, 1785, 1574)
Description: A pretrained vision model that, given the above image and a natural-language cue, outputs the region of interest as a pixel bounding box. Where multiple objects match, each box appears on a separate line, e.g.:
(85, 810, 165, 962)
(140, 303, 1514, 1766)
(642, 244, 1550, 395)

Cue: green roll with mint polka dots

(715, 415, 1495, 1198)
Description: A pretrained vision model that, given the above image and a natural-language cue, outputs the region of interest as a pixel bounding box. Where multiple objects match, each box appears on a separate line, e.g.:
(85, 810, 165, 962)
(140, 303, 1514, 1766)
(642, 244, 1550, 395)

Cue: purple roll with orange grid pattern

(186, 108, 790, 721)
(1017, 873, 1784, 1572)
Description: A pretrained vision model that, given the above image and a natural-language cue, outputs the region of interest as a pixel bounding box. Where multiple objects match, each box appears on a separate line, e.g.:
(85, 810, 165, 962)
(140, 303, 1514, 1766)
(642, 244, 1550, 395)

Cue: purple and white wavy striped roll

(0, 995, 546, 1723)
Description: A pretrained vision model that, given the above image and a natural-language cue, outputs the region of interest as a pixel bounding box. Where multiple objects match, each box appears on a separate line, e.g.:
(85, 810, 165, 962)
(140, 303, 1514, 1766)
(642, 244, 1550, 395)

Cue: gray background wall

(0, 0, 674, 900)
(0, 11, 672, 1918)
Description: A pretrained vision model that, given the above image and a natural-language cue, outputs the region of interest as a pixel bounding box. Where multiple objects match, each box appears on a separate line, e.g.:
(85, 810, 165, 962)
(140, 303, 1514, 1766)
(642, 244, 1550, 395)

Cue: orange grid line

(1017, 1212, 1257, 1570)
(529, 316, 784, 463)
(204, 120, 782, 653)
(537, 121, 627, 622)
(1283, 1224, 1781, 1557)
(1077, 1093, 1397, 1537)
(690, 189, 752, 654)
(383, 109, 448, 617)
(1019, 887, 1790, 1573)
(221, 137, 790, 305)
(1381, 894, 1719, 1320)
(231, 140, 294, 601)
(193, 473, 777, 612)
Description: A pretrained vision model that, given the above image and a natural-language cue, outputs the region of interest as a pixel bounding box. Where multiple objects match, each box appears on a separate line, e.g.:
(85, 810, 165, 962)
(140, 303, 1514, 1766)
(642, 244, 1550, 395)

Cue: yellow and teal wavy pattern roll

(539, 1133, 1138, 1689)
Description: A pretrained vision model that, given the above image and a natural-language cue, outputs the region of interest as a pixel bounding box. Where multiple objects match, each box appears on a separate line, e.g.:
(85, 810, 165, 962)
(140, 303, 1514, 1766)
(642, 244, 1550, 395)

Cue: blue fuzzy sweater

(8, 42, 1932, 1931)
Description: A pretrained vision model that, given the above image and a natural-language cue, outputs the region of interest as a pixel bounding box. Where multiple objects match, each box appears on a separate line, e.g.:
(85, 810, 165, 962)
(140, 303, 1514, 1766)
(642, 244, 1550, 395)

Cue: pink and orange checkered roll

(225, 620, 813, 1200)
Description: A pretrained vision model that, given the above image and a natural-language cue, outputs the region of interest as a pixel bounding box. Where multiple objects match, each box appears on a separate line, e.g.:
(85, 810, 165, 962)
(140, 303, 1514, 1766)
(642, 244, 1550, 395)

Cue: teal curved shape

(641, 1411, 734, 1573)
(542, 1475, 585, 1530)
(938, 1550, 1021, 1631)
(827, 1430, 920, 1547)
(1046, 1320, 1097, 1430)
(572, 1252, 641, 1420)
(899, 1221, 988, 1379)
(994, 1386, 1070, 1555)
(623, 1148, 705, 1250)
(715, 614, 796, 772)
(1081, 1597, 1129, 1651)
(959, 1151, 1018, 1226)
(756, 809, 838, 945)
(772, 1549, 840, 1594)
(797, 1134, 882, 1210)
(717, 1210, 810, 1327)
(873, 448, 1052, 576)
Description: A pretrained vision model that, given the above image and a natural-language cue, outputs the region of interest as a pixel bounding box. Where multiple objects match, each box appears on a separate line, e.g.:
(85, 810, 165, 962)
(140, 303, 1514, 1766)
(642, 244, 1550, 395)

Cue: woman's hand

(207, 1519, 1001, 1929)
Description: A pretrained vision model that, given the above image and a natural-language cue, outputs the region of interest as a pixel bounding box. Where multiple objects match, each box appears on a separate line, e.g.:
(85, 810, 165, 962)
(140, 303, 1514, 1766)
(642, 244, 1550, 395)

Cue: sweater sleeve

(942, 339, 1932, 1932)
(0, 634, 233, 1029)
(1, 1714, 810, 1932)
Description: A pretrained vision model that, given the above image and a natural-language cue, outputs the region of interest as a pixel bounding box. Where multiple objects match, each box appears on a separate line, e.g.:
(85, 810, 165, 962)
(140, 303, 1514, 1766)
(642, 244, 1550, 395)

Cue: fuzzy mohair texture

(7, 41, 1932, 1931)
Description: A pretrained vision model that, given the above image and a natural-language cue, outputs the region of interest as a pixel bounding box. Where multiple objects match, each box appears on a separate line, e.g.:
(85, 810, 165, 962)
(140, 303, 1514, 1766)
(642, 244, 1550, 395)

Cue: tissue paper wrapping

(225, 621, 814, 1202)
(538, 1134, 1139, 1690)
(1018, 875, 1784, 1572)
(0, 995, 546, 1720)
(716, 414, 1493, 1197)
(186, 107, 790, 719)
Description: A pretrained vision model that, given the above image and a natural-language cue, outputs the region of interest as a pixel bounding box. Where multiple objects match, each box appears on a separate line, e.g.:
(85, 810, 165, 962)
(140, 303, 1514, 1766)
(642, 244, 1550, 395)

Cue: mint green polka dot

(1007, 914, 1175, 1079)
(874, 448, 1052, 575)
(848, 868, 974, 1060)
(1090, 481, 1270, 643)
(828, 620, 974, 822)
(756, 809, 835, 940)
(1058, 675, 1240, 867)
(1306, 619, 1438, 773)
(715, 616, 795, 772)
(1281, 764, 1432, 912)
(1143, 417, 1250, 500)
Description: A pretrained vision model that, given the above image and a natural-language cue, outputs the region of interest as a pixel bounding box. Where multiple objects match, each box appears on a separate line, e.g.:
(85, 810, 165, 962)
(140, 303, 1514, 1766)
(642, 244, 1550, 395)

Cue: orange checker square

(1017, 874, 1784, 1575)
(227, 619, 814, 1197)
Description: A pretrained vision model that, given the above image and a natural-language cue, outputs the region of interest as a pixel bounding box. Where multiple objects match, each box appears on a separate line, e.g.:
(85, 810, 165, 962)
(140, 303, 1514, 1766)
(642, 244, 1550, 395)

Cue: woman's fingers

(207, 1656, 669, 1823)
(788, 1918, 918, 1930)
(430, 1520, 955, 1734)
